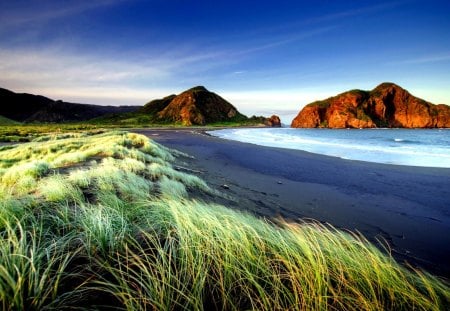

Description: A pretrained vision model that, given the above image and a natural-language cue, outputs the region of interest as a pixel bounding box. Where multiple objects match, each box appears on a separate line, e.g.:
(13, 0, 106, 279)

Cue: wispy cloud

(395, 53, 450, 64)
(0, 48, 165, 85)
(210, 2, 402, 61)
(234, 1, 404, 41)
(0, 45, 228, 105)
(304, 1, 405, 25)
(230, 26, 337, 57)
(0, 0, 125, 28)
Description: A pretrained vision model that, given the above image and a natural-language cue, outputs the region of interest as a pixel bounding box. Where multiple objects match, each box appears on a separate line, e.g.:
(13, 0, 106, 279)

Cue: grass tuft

(0, 219, 76, 310)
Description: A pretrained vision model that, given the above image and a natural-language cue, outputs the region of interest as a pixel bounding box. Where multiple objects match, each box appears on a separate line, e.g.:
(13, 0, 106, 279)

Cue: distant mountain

(291, 83, 450, 128)
(0, 87, 140, 123)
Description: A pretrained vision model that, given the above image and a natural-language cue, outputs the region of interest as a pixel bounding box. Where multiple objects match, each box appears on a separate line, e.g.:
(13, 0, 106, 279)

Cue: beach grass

(0, 130, 448, 310)
(0, 124, 104, 142)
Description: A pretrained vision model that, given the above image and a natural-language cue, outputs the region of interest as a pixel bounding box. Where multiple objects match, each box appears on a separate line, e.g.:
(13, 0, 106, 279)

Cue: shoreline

(133, 128, 450, 279)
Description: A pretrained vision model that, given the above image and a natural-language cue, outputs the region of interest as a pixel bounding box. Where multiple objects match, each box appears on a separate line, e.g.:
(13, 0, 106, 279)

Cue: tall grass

(98, 199, 449, 311)
(0, 130, 448, 309)
(0, 218, 76, 310)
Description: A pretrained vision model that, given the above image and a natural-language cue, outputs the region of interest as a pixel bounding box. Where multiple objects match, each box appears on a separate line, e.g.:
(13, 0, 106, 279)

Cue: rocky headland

(291, 83, 450, 128)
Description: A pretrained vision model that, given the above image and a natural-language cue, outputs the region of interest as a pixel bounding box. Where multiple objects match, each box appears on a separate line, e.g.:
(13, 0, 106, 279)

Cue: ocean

(207, 128, 450, 168)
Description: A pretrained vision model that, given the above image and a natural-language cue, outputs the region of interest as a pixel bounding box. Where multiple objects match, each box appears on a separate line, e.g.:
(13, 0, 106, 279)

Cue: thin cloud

(0, 0, 125, 28)
(0, 45, 230, 105)
(232, 1, 404, 41)
(0, 48, 167, 86)
(231, 1, 404, 57)
(213, 2, 403, 60)
(231, 26, 337, 57)
(305, 1, 406, 25)
(395, 53, 450, 64)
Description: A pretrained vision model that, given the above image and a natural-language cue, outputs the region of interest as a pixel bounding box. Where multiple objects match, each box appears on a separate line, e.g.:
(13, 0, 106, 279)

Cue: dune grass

(97, 199, 449, 311)
(0, 130, 448, 310)
(0, 124, 102, 142)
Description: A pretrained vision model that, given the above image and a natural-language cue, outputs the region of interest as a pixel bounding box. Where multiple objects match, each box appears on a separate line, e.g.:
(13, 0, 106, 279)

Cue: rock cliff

(291, 83, 450, 128)
(263, 115, 282, 127)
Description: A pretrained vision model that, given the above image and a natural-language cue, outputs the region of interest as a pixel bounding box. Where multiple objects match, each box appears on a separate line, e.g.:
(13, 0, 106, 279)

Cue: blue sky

(1, 0, 449, 122)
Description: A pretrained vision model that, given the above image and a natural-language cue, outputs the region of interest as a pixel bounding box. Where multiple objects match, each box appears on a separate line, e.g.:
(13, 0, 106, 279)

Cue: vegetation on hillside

(0, 115, 20, 126)
(0, 131, 448, 310)
(307, 99, 330, 109)
(89, 111, 261, 127)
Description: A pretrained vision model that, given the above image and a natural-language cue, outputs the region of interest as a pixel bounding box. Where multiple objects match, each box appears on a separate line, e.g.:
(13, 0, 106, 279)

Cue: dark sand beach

(134, 128, 450, 279)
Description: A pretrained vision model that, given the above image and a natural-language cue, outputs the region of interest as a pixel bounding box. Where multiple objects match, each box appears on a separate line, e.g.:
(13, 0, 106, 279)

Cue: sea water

(207, 128, 450, 168)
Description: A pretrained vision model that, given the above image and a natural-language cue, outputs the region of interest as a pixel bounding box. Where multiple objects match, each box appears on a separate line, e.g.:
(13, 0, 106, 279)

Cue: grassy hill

(0, 115, 20, 125)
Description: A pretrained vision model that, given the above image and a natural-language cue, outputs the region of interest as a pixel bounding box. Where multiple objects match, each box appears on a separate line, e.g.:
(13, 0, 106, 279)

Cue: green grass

(88, 111, 162, 126)
(307, 99, 330, 109)
(0, 119, 266, 144)
(0, 124, 103, 142)
(99, 200, 450, 310)
(91, 111, 265, 127)
(0, 131, 448, 310)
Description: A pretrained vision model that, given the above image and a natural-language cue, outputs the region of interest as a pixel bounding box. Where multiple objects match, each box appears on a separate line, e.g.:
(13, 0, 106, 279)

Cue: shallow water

(208, 128, 450, 168)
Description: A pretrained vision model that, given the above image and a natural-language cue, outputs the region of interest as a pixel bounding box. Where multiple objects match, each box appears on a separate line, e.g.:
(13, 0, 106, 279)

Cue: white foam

(207, 128, 450, 168)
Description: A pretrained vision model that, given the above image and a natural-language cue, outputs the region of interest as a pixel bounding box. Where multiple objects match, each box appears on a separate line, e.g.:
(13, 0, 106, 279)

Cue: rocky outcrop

(154, 86, 247, 126)
(263, 115, 281, 127)
(291, 83, 450, 128)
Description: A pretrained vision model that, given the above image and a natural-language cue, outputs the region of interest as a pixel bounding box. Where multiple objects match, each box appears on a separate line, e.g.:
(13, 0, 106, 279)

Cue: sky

(1, 0, 450, 122)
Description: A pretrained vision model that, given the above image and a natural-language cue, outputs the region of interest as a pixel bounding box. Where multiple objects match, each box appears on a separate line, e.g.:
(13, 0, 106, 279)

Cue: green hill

(0, 115, 20, 125)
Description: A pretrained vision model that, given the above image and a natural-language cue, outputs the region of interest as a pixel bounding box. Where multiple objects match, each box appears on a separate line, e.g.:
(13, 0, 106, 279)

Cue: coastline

(133, 128, 450, 279)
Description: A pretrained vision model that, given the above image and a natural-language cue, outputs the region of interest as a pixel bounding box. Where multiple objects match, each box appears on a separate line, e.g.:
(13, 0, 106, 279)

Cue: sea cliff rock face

(291, 83, 450, 128)
(157, 86, 245, 125)
(263, 115, 282, 127)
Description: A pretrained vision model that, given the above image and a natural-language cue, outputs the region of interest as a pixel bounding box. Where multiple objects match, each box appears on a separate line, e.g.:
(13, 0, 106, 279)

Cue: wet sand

(133, 128, 450, 279)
